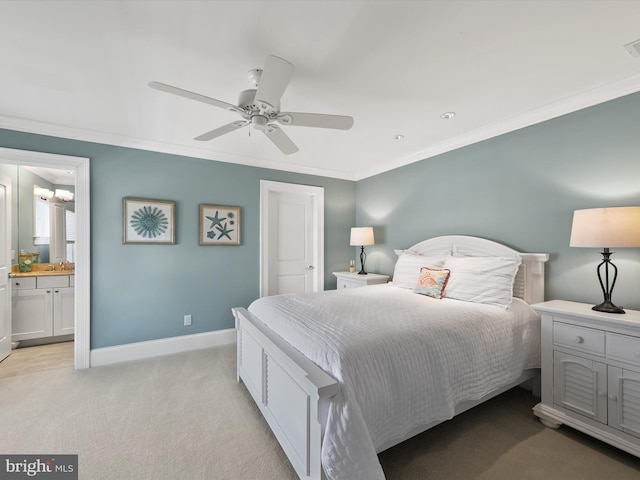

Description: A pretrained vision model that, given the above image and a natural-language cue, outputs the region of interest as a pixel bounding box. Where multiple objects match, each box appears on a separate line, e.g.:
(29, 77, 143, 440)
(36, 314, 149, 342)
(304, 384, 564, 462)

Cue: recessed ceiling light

(440, 112, 456, 119)
(392, 134, 405, 140)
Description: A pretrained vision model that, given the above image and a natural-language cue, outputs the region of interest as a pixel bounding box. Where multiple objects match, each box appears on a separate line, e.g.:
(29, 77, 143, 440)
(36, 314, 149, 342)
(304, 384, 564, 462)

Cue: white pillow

(442, 255, 522, 309)
(392, 253, 447, 289)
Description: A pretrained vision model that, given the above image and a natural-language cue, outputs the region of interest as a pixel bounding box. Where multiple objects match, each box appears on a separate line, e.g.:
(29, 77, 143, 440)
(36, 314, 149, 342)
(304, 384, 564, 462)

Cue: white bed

(232, 235, 549, 480)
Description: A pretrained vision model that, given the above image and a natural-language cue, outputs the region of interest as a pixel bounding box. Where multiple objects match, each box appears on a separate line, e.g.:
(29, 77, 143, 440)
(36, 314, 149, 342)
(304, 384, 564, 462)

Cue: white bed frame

(233, 235, 549, 480)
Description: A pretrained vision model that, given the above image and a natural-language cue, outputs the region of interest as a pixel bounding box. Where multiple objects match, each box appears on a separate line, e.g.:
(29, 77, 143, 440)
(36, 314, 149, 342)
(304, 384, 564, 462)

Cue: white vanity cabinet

(11, 275, 74, 341)
(533, 300, 640, 458)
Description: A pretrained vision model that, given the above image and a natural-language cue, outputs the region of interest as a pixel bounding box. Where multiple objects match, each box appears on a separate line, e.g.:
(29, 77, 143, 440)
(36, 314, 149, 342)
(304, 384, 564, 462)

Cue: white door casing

(260, 180, 324, 297)
(0, 148, 90, 369)
(0, 175, 11, 362)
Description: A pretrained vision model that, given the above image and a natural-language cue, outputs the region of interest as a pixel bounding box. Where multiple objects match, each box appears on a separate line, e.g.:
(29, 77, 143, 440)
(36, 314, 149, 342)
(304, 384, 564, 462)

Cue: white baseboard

(90, 329, 236, 367)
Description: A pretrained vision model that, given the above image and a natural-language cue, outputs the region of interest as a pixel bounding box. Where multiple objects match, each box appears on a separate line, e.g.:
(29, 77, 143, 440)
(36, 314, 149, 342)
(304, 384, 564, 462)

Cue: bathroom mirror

(15, 165, 75, 264)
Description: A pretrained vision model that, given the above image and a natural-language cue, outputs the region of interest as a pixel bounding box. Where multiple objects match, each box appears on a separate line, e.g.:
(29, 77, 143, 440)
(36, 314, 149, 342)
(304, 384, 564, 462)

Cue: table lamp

(570, 206, 640, 314)
(350, 227, 375, 275)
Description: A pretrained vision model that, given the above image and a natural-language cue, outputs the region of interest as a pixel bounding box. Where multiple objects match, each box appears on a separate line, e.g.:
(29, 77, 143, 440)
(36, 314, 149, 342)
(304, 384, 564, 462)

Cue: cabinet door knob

(597, 390, 607, 397)
(608, 394, 618, 402)
(46, 290, 51, 293)
(572, 336, 584, 344)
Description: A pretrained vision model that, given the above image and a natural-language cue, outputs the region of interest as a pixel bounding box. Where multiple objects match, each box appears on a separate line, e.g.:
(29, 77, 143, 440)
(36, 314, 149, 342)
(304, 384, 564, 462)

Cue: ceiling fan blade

(149, 81, 241, 113)
(255, 55, 295, 109)
(278, 112, 354, 130)
(263, 125, 299, 155)
(194, 121, 248, 141)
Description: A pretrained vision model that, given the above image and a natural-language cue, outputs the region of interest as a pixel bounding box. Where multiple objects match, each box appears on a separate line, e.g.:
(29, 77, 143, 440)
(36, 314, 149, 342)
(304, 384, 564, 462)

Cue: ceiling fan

(149, 55, 354, 155)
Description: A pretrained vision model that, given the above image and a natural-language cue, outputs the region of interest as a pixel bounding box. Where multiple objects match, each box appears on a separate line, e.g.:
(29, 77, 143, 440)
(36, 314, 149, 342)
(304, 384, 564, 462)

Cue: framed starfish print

(199, 204, 241, 246)
(123, 197, 176, 245)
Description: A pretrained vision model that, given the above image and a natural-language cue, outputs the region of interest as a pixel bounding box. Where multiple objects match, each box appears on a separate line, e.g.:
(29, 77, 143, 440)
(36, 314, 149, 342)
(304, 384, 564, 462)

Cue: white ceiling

(22, 166, 75, 186)
(1, 1, 640, 181)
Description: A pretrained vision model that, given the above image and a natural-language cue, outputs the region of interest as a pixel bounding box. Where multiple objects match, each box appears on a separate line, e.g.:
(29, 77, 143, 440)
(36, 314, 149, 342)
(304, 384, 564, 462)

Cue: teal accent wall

(0, 130, 356, 348)
(356, 91, 640, 310)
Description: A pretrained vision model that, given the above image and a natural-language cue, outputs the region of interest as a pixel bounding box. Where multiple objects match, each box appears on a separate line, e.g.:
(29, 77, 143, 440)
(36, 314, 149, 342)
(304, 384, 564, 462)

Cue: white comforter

(248, 284, 540, 480)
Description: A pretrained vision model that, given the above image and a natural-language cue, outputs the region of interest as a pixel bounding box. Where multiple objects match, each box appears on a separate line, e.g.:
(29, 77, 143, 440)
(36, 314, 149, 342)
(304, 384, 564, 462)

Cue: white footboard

(233, 307, 339, 480)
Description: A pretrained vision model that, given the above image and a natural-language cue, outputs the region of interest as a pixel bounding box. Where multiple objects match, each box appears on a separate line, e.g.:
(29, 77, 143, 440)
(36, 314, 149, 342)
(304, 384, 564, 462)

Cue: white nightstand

(532, 300, 640, 458)
(332, 271, 389, 289)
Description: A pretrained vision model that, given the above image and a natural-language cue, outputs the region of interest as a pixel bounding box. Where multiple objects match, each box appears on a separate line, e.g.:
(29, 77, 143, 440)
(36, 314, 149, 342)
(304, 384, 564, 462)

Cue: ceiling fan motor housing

(238, 89, 279, 116)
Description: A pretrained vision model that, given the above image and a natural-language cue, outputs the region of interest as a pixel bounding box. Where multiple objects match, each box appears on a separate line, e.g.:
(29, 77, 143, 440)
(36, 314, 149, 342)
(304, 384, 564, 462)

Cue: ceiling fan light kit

(251, 115, 268, 131)
(149, 55, 354, 154)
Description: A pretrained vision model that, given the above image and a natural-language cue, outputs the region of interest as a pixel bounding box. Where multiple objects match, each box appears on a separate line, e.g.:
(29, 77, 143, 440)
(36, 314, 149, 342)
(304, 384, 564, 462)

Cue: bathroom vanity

(10, 270, 74, 343)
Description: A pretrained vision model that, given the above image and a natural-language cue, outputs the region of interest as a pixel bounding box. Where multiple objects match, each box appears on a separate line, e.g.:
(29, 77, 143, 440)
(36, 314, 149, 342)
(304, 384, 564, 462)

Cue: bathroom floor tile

(0, 341, 74, 377)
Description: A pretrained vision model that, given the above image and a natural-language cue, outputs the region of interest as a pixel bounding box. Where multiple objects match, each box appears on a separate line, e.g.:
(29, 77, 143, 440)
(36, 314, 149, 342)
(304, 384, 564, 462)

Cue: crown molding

(3, 73, 640, 183)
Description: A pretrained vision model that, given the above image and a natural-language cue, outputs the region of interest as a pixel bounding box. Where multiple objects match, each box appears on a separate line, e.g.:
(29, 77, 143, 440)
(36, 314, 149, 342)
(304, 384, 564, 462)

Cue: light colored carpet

(1, 344, 640, 479)
(1, 345, 297, 480)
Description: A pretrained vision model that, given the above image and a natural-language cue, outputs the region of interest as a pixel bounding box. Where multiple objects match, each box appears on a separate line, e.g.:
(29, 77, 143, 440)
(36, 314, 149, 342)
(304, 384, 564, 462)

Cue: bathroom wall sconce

(34, 186, 74, 202)
(55, 189, 74, 202)
(33, 187, 54, 200)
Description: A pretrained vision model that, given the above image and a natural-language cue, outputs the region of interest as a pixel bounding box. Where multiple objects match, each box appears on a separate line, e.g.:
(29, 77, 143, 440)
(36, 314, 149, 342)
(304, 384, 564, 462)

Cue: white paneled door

(260, 181, 324, 296)
(0, 175, 11, 362)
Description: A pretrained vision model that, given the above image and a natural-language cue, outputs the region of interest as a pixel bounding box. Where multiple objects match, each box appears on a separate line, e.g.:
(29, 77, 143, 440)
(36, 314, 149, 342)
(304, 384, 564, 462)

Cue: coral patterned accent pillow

(414, 267, 451, 299)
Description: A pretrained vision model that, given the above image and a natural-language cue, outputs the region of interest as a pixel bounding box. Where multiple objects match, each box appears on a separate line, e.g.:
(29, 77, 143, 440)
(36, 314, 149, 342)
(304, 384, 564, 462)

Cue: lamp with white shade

(570, 206, 640, 314)
(350, 227, 375, 275)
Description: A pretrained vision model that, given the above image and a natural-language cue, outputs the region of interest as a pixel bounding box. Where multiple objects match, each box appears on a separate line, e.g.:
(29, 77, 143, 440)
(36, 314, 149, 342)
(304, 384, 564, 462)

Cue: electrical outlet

(184, 314, 192, 326)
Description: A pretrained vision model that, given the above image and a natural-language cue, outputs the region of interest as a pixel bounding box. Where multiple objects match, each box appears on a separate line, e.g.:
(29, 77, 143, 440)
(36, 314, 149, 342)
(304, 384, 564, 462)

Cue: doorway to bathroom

(0, 147, 90, 369)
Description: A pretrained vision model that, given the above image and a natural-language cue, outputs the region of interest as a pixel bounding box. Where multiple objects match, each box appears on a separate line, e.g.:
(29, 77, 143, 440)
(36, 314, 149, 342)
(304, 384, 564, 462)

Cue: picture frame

(199, 204, 241, 246)
(123, 197, 176, 245)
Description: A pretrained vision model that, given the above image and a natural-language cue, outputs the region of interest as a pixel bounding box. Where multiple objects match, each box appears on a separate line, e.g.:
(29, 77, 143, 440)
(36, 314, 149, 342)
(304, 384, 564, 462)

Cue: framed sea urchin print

(123, 197, 176, 245)
(199, 204, 241, 246)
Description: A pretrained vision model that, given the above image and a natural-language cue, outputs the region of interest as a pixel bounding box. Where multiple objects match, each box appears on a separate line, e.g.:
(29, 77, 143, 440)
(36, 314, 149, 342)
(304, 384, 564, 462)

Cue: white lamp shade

(350, 227, 375, 246)
(570, 206, 640, 248)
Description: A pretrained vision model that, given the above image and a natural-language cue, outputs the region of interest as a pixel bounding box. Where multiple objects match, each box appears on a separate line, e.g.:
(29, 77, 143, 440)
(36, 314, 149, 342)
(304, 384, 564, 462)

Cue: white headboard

(397, 235, 549, 304)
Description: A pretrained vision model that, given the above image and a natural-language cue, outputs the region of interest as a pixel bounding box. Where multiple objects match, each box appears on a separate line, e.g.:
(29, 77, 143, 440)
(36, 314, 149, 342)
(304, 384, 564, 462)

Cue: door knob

(306, 265, 315, 270)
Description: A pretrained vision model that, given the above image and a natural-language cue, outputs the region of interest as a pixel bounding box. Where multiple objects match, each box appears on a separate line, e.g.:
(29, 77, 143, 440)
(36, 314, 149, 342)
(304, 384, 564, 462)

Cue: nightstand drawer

(554, 321, 605, 356)
(607, 333, 640, 367)
(333, 272, 389, 289)
(337, 278, 361, 289)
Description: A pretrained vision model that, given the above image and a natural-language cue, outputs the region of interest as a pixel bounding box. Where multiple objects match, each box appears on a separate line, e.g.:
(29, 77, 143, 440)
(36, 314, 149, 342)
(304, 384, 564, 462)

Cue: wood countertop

(10, 271, 74, 278)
